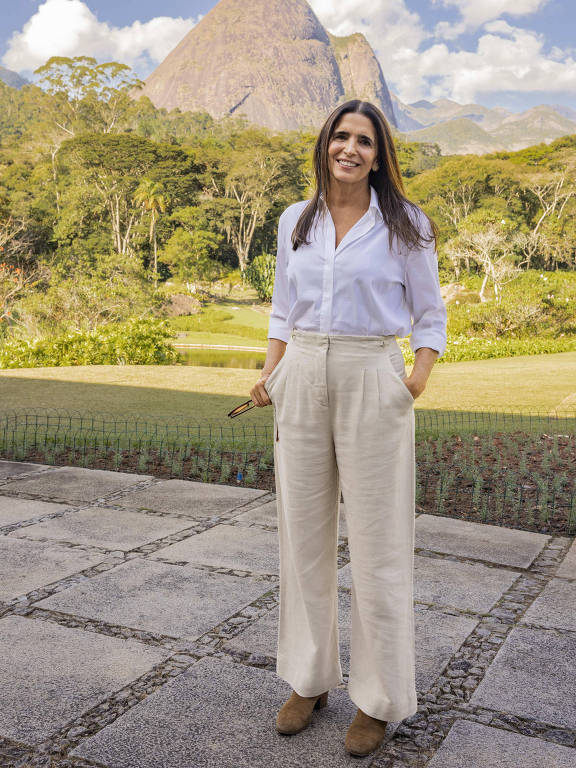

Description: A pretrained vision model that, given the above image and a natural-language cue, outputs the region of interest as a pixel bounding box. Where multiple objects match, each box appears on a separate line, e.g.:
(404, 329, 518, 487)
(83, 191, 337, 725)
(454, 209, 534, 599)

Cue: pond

(176, 347, 267, 370)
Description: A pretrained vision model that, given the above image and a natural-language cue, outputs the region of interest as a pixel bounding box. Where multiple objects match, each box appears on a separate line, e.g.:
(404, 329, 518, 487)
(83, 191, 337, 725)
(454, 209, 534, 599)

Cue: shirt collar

(369, 185, 383, 222)
(319, 185, 383, 222)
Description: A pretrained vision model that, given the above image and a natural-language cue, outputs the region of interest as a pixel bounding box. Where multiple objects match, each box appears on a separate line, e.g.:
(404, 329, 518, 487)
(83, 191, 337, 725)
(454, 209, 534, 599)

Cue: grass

(0, 349, 574, 429)
(169, 298, 269, 347)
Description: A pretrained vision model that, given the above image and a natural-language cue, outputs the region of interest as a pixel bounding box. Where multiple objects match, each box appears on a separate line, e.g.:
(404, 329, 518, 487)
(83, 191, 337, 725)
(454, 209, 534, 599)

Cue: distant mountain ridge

(392, 94, 576, 154)
(0, 66, 28, 90)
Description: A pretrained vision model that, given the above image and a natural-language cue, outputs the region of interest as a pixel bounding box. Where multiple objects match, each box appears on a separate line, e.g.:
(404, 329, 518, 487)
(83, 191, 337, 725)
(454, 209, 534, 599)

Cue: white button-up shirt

(268, 185, 448, 357)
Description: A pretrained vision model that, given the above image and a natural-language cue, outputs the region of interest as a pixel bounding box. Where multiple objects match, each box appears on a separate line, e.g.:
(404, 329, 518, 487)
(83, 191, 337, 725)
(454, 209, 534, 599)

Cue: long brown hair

(291, 99, 439, 253)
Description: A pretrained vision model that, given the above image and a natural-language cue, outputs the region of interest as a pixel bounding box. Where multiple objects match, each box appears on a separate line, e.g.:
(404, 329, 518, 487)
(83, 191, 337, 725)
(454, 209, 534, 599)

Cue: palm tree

(134, 179, 167, 289)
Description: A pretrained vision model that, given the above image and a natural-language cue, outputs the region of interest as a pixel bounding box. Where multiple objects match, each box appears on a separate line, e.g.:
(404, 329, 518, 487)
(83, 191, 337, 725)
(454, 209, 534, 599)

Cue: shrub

(244, 252, 276, 302)
(0, 318, 181, 368)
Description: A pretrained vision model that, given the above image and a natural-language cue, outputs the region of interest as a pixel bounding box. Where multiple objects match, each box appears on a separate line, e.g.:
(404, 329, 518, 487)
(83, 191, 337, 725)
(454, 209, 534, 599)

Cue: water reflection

(177, 348, 267, 369)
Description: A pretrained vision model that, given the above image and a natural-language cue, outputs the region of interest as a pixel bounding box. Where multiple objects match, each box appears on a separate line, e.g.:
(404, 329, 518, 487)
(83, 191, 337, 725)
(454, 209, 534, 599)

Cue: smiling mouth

(336, 158, 360, 168)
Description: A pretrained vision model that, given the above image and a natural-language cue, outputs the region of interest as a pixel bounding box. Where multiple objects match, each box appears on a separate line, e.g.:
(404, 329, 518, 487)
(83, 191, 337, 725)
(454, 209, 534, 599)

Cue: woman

(249, 99, 447, 757)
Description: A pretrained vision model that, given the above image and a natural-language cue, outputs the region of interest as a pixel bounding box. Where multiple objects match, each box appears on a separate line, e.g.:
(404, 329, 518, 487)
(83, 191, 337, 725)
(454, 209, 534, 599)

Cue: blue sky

(2, 0, 575, 113)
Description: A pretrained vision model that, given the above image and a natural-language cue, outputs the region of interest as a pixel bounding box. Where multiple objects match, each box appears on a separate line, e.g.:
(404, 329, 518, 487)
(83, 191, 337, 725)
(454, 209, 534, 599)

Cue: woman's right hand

(250, 373, 273, 407)
(252, 339, 287, 407)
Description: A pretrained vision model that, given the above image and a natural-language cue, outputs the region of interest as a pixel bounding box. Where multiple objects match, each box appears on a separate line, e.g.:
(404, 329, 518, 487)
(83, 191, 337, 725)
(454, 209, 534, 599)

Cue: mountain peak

(139, 0, 396, 131)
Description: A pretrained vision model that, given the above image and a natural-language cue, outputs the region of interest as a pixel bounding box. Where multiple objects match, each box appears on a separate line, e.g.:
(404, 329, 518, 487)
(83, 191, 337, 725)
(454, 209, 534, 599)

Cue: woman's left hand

(402, 374, 426, 400)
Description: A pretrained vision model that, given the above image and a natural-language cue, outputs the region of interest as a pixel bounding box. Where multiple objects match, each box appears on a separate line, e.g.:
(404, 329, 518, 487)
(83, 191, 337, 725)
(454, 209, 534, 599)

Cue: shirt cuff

(267, 320, 291, 343)
(410, 330, 447, 359)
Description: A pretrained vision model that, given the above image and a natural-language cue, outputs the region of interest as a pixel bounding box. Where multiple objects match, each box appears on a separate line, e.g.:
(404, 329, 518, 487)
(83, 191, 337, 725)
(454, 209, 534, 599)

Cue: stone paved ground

(0, 459, 574, 768)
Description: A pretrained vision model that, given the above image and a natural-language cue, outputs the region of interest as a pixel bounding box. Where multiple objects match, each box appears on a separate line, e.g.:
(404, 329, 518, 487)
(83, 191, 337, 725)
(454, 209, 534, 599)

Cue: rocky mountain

(0, 66, 28, 90)
(393, 94, 576, 155)
(549, 104, 576, 122)
(138, 0, 397, 131)
(328, 32, 395, 126)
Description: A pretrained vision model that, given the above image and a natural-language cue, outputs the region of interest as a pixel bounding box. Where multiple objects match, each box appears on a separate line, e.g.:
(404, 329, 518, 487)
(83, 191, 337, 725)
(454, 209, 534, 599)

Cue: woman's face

(327, 112, 379, 186)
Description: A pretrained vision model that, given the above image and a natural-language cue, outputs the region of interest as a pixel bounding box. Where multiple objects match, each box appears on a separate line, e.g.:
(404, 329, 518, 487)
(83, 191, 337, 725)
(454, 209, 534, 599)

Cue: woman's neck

(326, 180, 371, 210)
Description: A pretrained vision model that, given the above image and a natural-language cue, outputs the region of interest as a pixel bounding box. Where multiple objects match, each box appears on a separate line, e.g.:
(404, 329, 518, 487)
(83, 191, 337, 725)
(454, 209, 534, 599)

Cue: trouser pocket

(264, 350, 288, 402)
(380, 348, 414, 408)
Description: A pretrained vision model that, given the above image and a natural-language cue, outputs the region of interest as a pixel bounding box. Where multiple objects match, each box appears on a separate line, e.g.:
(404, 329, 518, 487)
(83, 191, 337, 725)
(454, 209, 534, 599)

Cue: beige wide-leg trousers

(264, 328, 417, 723)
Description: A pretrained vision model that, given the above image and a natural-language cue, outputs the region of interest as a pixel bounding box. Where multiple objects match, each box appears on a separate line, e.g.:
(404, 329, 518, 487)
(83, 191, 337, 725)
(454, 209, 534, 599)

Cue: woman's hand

(402, 374, 425, 400)
(402, 346, 439, 400)
(250, 373, 273, 407)
(251, 338, 287, 408)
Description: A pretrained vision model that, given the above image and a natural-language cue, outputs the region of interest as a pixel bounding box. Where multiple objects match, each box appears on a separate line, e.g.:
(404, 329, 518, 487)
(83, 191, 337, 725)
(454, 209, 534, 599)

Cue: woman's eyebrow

(334, 130, 374, 142)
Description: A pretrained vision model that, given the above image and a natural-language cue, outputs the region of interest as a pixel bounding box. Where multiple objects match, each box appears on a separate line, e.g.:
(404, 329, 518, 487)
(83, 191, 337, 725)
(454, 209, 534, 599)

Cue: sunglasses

(227, 398, 256, 418)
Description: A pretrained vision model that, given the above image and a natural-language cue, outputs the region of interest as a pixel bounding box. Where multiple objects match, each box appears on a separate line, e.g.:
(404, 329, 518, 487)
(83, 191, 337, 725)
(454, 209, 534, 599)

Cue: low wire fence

(1, 406, 575, 535)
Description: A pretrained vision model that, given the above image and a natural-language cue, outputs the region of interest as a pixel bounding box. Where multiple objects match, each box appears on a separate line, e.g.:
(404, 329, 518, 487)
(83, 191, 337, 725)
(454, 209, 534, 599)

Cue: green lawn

(0, 351, 574, 431)
(174, 331, 268, 347)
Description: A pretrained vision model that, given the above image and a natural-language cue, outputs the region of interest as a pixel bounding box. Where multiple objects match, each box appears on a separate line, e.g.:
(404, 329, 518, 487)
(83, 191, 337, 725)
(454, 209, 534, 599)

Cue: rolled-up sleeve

(404, 211, 448, 358)
(268, 210, 291, 343)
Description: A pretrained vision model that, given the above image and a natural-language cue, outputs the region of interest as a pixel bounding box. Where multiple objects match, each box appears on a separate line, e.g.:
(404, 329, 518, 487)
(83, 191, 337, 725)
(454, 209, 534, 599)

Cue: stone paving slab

(149, 523, 280, 575)
(232, 499, 278, 527)
(233, 500, 349, 538)
(0, 614, 170, 745)
(224, 592, 478, 693)
(0, 495, 74, 528)
(35, 557, 272, 639)
(521, 578, 576, 630)
(413, 608, 479, 692)
(338, 556, 518, 613)
(426, 719, 576, 768)
(114, 478, 267, 518)
(0, 460, 50, 479)
(222, 597, 358, 668)
(7, 506, 195, 551)
(0, 536, 105, 601)
(71, 655, 376, 767)
(415, 514, 549, 568)
(1, 466, 153, 503)
(469, 626, 576, 729)
(557, 538, 576, 579)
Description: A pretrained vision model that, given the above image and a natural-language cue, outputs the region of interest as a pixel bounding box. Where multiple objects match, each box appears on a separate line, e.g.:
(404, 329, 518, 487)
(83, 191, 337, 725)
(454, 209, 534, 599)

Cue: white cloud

(2, 0, 197, 76)
(309, 0, 425, 47)
(310, 0, 576, 105)
(432, 0, 551, 39)
(412, 22, 576, 103)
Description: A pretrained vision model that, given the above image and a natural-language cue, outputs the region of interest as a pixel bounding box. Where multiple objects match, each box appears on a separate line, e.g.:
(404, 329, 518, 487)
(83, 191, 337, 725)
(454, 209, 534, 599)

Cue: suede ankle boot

(275, 690, 329, 735)
(344, 708, 388, 756)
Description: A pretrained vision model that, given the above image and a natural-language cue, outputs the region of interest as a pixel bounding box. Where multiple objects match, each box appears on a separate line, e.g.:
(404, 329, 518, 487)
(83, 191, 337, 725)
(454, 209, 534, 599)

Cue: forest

(1, 56, 575, 366)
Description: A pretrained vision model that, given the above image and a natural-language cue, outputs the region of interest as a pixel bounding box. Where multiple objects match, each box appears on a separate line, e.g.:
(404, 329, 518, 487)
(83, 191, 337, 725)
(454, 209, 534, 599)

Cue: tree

(0, 216, 49, 333)
(525, 170, 576, 236)
(11, 250, 159, 340)
(161, 205, 224, 284)
(161, 229, 225, 289)
(59, 134, 201, 259)
(34, 56, 144, 136)
(134, 179, 167, 288)
(406, 157, 491, 231)
(457, 222, 527, 302)
(204, 127, 300, 273)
